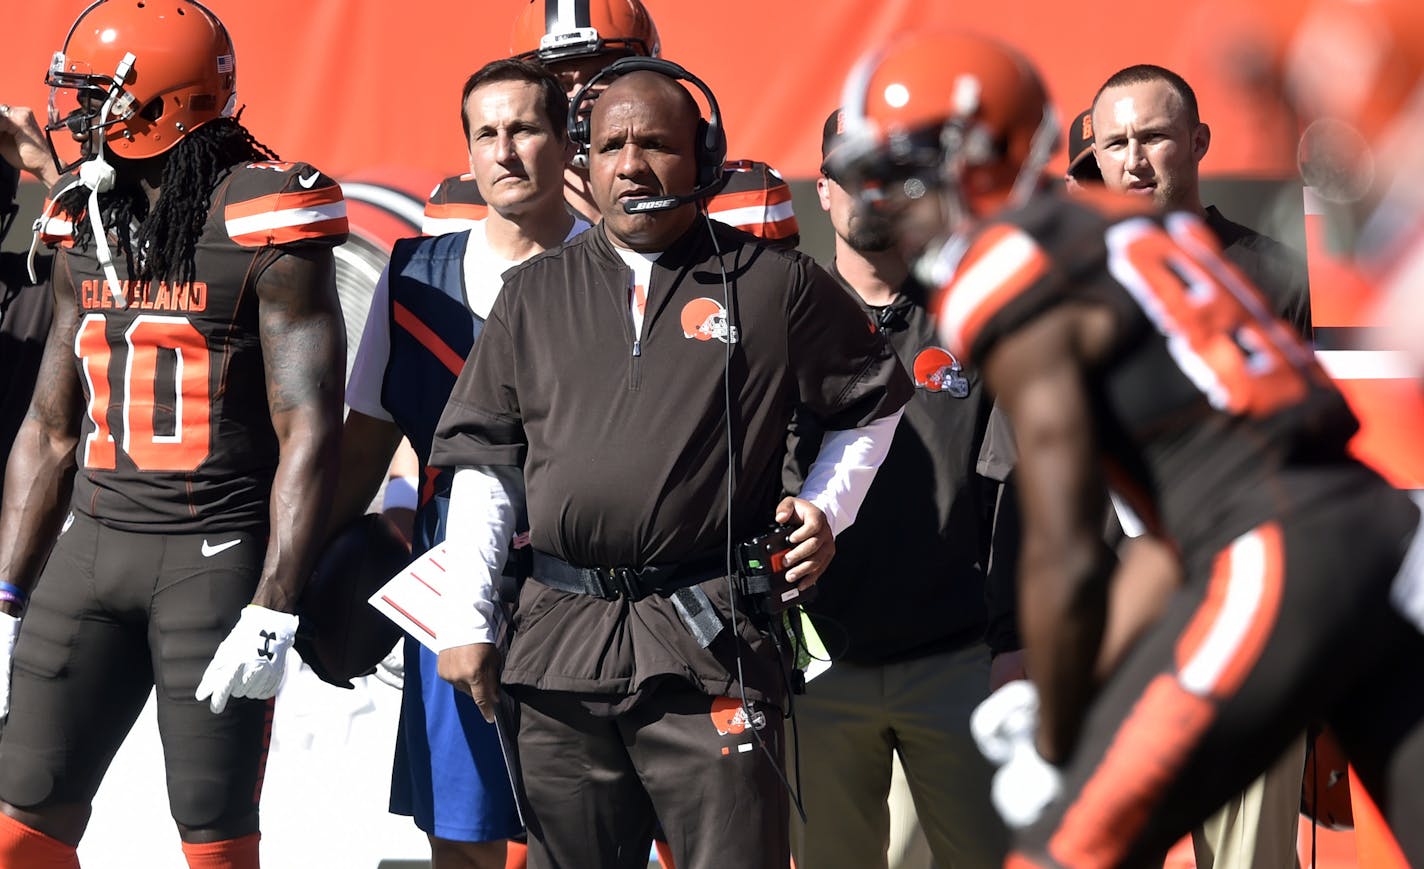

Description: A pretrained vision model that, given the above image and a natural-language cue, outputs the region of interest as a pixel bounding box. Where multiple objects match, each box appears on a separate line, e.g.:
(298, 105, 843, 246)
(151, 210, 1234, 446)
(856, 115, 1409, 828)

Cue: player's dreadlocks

(57, 114, 278, 288)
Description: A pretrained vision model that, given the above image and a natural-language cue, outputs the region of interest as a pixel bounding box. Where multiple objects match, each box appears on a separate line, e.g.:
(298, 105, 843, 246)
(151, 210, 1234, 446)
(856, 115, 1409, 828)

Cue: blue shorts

(389, 636, 522, 842)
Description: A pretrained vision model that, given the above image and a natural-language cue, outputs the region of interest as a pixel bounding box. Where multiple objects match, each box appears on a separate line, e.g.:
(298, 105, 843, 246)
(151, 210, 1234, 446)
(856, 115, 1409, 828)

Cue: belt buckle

(610, 566, 643, 601)
(586, 568, 617, 600)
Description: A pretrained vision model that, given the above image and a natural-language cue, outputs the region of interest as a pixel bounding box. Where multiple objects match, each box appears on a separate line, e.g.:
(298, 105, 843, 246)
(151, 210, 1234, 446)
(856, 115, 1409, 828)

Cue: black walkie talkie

(736, 524, 817, 614)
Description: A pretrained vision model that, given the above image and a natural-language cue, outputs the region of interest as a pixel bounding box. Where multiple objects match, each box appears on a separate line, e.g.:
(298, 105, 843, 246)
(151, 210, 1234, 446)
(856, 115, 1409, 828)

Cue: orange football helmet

(510, 0, 661, 64)
(45, 0, 236, 171)
(829, 31, 1058, 219)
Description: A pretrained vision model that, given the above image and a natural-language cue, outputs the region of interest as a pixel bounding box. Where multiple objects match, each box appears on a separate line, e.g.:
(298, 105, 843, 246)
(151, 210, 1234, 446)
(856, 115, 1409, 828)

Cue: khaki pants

(1192, 735, 1306, 869)
(887, 755, 935, 869)
(790, 644, 1008, 869)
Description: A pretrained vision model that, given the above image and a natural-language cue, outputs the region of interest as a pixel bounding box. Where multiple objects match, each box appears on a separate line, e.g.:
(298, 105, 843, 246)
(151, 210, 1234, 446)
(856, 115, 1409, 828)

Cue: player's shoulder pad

(422, 173, 489, 236)
(707, 158, 798, 247)
(222, 160, 348, 249)
(934, 219, 1052, 360)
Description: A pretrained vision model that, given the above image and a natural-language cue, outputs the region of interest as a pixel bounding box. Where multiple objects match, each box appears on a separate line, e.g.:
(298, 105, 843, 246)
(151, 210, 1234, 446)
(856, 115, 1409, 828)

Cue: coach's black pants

(515, 681, 790, 869)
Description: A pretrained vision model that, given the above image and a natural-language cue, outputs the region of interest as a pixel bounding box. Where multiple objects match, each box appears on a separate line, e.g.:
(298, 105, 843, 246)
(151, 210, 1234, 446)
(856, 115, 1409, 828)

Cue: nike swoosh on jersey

(201, 538, 242, 557)
(298, 172, 320, 188)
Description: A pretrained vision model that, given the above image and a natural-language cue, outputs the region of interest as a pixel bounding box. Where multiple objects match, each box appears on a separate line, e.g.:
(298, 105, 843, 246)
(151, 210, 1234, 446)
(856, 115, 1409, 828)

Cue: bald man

(428, 65, 912, 868)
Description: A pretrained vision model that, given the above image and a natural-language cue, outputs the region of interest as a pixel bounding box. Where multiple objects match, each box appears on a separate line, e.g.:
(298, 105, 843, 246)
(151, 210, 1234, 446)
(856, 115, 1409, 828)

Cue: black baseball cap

(821, 108, 846, 175)
(1066, 107, 1102, 183)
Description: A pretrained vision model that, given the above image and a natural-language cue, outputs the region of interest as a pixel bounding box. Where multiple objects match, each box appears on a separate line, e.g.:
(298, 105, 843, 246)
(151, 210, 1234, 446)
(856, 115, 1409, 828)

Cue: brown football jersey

(46, 160, 348, 532)
(935, 190, 1356, 557)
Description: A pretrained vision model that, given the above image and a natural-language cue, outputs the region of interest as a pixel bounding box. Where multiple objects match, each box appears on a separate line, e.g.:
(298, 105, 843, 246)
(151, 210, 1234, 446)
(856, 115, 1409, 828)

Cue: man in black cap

(787, 109, 1017, 869)
(1064, 108, 1103, 191)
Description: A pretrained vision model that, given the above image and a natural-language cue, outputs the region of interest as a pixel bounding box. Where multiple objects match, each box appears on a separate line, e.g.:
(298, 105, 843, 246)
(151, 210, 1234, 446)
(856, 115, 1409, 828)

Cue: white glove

(196, 605, 300, 714)
(372, 645, 405, 691)
(0, 611, 20, 720)
(971, 679, 1063, 829)
(971, 678, 1041, 765)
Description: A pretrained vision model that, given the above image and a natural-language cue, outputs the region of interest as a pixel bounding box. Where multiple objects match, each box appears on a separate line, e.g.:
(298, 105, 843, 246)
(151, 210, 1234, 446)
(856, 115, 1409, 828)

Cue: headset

(567, 56, 728, 213)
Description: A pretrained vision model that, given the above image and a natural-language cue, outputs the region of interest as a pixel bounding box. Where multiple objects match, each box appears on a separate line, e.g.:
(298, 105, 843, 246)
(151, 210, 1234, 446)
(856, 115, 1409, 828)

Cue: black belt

(531, 550, 729, 602)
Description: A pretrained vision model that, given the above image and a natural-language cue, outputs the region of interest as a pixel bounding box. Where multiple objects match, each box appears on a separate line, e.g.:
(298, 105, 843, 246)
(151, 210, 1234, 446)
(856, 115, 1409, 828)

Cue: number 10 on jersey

(75, 313, 212, 472)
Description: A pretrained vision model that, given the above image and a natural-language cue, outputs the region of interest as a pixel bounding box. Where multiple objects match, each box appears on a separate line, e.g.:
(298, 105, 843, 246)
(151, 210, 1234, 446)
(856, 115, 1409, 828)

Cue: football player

(827, 30, 1424, 867)
(0, 3, 346, 867)
(423, 0, 800, 249)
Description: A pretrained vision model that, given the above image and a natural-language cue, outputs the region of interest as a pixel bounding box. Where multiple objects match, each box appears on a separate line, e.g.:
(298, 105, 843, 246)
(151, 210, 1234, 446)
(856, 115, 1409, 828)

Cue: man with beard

(785, 110, 1017, 869)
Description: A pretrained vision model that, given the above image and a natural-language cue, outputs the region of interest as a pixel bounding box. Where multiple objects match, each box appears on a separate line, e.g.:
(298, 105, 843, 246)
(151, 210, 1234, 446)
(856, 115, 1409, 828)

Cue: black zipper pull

(632, 339, 642, 357)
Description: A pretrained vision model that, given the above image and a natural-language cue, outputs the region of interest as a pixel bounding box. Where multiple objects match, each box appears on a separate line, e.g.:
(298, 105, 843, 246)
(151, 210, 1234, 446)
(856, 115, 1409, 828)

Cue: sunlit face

(463, 79, 572, 217)
(1091, 79, 1209, 211)
(588, 75, 700, 251)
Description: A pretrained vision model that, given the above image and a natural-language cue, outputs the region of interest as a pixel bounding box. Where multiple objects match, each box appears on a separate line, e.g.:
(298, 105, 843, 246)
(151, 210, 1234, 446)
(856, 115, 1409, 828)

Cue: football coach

(427, 61, 912, 869)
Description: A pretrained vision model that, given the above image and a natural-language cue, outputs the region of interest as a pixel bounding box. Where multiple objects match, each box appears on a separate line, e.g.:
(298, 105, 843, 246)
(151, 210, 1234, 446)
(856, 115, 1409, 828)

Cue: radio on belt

(736, 524, 817, 614)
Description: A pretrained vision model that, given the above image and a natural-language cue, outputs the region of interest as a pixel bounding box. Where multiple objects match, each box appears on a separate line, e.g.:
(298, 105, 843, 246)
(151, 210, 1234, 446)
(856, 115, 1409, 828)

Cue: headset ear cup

(704, 117, 726, 188)
(694, 118, 713, 188)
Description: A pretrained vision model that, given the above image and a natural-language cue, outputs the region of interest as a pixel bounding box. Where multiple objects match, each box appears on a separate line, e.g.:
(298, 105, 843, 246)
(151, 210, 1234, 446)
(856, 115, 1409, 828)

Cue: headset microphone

(621, 173, 728, 213)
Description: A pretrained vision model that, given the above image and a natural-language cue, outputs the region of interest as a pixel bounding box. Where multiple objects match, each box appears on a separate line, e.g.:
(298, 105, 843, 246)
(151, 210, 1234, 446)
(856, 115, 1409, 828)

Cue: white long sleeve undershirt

(798, 408, 903, 537)
(441, 465, 523, 647)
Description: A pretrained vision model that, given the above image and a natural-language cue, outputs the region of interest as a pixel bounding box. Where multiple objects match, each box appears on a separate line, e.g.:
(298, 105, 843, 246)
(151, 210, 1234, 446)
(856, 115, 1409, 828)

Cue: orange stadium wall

(5, 0, 1309, 257)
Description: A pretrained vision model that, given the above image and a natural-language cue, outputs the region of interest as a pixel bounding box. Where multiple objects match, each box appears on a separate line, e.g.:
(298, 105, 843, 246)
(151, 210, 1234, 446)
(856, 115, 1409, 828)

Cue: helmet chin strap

(28, 52, 135, 307)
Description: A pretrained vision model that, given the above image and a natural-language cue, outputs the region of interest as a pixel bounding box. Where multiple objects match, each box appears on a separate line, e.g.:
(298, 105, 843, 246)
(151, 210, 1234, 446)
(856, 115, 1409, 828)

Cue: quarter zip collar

(589, 217, 714, 275)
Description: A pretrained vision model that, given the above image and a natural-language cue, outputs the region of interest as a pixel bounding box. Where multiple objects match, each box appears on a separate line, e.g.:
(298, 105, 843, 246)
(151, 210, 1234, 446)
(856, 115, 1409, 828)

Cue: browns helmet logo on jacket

(913, 346, 970, 397)
(680, 296, 732, 343)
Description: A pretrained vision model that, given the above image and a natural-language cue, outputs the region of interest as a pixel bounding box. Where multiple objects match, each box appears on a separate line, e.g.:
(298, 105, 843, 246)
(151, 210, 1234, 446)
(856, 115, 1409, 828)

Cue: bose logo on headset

(567, 56, 729, 213)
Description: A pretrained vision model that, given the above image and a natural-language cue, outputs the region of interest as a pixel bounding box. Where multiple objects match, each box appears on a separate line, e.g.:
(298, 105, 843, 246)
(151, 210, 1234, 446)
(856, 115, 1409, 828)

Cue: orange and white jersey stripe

(422, 174, 490, 236)
(224, 182, 348, 248)
(37, 204, 74, 247)
(933, 222, 1049, 361)
(706, 160, 799, 246)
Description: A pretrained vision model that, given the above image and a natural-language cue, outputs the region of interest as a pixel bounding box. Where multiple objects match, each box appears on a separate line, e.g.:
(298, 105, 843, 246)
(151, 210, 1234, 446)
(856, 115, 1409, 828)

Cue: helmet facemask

(44, 50, 139, 176)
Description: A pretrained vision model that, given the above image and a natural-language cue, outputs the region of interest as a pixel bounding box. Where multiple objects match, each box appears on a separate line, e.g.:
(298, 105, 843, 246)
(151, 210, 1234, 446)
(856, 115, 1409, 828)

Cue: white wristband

(382, 475, 419, 512)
